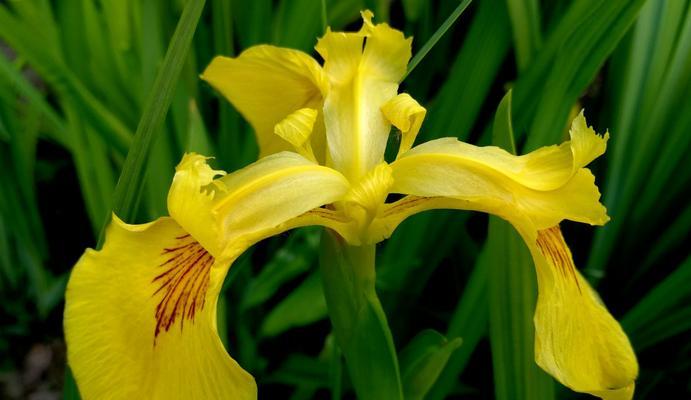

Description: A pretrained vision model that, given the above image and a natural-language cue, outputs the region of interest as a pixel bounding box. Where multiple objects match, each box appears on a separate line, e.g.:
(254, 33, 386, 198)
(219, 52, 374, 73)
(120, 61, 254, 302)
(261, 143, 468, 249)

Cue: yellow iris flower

(64, 11, 637, 400)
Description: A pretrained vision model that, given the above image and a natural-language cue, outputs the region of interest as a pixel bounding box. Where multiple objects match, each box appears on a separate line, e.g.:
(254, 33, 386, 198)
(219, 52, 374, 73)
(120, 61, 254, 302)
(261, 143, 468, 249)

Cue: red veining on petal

(536, 226, 582, 294)
(152, 234, 214, 343)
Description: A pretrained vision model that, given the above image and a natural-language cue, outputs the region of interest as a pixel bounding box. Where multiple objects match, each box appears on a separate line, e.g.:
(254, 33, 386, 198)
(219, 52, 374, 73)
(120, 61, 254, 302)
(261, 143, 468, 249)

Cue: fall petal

(64, 216, 256, 400)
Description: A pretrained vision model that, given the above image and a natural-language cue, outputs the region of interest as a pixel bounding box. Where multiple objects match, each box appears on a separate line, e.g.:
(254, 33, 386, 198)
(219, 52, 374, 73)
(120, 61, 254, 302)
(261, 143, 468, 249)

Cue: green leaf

(423, 0, 511, 141)
(328, 334, 343, 400)
(507, 0, 542, 70)
(270, 354, 330, 388)
(233, 0, 272, 48)
(404, 0, 472, 80)
(260, 272, 327, 338)
(63, 366, 81, 400)
(0, 53, 68, 147)
(487, 91, 554, 400)
(425, 248, 488, 400)
(185, 100, 214, 155)
(399, 329, 462, 400)
(65, 105, 112, 234)
(210, 0, 244, 169)
(274, 0, 323, 51)
(623, 256, 691, 350)
(401, 0, 425, 22)
(242, 228, 319, 309)
(140, 0, 175, 218)
(588, 1, 691, 280)
(108, 0, 207, 224)
(0, 112, 8, 141)
(0, 4, 133, 154)
(635, 203, 691, 282)
(491, 90, 516, 153)
(513, 0, 648, 150)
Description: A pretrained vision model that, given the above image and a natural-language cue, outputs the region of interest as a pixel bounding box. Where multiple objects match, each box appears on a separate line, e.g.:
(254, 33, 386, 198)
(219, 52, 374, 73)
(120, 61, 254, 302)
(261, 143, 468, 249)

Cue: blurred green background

(0, 0, 690, 398)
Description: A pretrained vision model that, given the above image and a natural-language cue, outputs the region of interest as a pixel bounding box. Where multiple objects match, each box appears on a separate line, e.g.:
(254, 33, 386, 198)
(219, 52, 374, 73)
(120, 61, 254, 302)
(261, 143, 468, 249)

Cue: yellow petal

(316, 11, 412, 181)
(168, 152, 351, 259)
(389, 136, 609, 230)
(274, 107, 318, 161)
(518, 224, 638, 399)
(167, 153, 225, 257)
(201, 45, 327, 157)
(570, 110, 609, 170)
(394, 111, 608, 191)
(369, 196, 479, 243)
(64, 216, 256, 399)
(342, 162, 394, 231)
(381, 93, 427, 157)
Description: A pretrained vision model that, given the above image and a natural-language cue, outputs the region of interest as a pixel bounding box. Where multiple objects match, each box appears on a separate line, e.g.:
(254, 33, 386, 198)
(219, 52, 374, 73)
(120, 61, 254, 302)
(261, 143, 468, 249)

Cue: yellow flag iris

(65, 10, 637, 400)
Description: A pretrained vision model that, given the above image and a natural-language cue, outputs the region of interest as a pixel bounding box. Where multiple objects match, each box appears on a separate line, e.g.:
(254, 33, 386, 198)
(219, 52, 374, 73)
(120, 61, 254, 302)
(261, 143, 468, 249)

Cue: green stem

(319, 230, 403, 400)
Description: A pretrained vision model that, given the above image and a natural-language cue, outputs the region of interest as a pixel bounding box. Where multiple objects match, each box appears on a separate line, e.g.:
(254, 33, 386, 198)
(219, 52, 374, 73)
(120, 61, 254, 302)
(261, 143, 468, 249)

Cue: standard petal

(381, 93, 426, 157)
(388, 136, 609, 231)
(168, 152, 351, 259)
(274, 107, 319, 161)
(518, 224, 638, 399)
(316, 11, 412, 181)
(64, 216, 256, 400)
(201, 45, 327, 157)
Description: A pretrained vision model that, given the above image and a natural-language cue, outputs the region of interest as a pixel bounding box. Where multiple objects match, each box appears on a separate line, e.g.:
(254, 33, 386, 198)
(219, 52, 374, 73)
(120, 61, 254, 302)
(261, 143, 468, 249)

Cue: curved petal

(168, 152, 351, 260)
(395, 111, 608, 192)
(518, 224, 638, 400)
(166, 154, 225, 257)
(201, 45, 327, 157)
(64, 216, 256, 400)
(381, 118, 635, 398)
(381, 93, 426, 157)
(342, 162, 394, 234)
(274, 107, 318, 161)
(316, 11, 412, 181)
(388, 133, 609, 231)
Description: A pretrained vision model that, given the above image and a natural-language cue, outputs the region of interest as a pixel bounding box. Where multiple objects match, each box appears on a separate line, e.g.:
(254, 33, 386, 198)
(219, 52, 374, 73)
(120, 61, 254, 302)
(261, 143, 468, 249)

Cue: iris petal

(381, 93, 427, 157)
(201, 45, 327, 157)
(380, 112, 637, 398)
(64, 216, 256, 399)
(168, 152, 352, 260)
(522, 225, 638, 400)
(316, 11, 412, 181)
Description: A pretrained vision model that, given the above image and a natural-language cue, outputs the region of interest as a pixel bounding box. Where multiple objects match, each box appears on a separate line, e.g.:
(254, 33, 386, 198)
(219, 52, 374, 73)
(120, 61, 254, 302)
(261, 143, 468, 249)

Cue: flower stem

(319, 230, 403, 400)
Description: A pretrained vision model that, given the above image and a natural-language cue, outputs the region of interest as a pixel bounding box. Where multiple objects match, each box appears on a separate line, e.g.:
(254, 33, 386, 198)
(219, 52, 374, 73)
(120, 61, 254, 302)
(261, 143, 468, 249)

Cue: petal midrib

(351, 66, 365, 181)
(212, 164, 344, 213)
(392, 152, 576, 192)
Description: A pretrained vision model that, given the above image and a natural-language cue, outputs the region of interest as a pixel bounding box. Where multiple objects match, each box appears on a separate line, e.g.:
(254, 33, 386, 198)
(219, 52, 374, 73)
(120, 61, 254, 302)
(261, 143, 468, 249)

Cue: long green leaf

(259, 272, 327, 338)
(108, 0, 207, 223)
(487, 91, 554, 400)
(512, 0, 647, 150)
(623, 256, 691, 350)
(587, 2, 691, 280)
(0, 4, 133, 153)
(404, 0, 472, 79)
(399, 329, 462, 400)
(506, 0, 542, 70)
(424, 0, 511, 141)
(426, 251, 488, 400)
